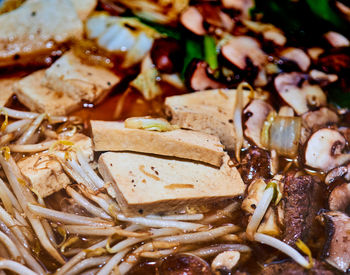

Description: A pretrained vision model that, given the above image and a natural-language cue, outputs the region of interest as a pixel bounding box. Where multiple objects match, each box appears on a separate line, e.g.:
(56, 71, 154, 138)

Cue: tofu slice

(0, 77, 19, 107)
(91, 120, 225, 167)
(13, 70, 81, 116)
(18, 154, 71, 198)
(165, 89, 250, 151)
(18, 133, 93, 198)
(71, 0, 97, 20)
(98, 152, 245, 215)
(43, 51, 120, 103)
(0, 0, 83, 67)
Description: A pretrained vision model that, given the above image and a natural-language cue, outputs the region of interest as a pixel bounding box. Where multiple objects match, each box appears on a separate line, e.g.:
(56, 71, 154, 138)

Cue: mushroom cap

(329, 183, 350, 212)
(221, 36, 267, 70)
(275, 72, 327, 115)
(211, 250, 240, 274)
(159, 253, 211, 275)
(304, 128, 350, 172)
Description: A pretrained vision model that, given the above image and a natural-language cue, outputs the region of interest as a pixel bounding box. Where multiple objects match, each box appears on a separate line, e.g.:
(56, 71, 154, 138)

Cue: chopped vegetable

(204, 35, 218, 70)
(124, 117, 179, 132)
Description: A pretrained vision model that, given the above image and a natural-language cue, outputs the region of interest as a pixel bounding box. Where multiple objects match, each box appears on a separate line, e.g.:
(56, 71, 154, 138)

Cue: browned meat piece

(319, 211, 350, 272)
(282, 174, 326, 246)
(239, 147, 271, 184)
(260, 261, 334, 275)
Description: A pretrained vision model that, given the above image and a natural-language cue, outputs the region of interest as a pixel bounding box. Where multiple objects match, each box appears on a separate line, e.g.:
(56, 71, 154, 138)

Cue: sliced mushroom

(221, 36, 267, 70)
(242, 20, 286, 46)
(211, 251, 240, 274)
(336, 1, 350, 21)
(309, 69, 338, 86)
(339, 126, 350, 144)
(329, 183, 350, 212)
(318, 211, 350, 272)
(244, 99, 273, 147)
(160, 254, 211, 275)
(324, 31, 350, 48)
(222, 0, 254, 18)
(280, 48, 310, 72)
(304, 128, 350, 172)
(307, 47, 324, 61)
(241, 178, 266, 214)
(196, 4, 234, 32)
(274, 72, 327, 115)
(325, 166, 348, 185)
(185, 60, 225, 91)
(301, 107, 339, 131)
(180, 6, 206, 35)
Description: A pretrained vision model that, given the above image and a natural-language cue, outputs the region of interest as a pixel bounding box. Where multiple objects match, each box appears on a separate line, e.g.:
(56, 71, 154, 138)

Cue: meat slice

(42, 50, 120, 103)
(14, 70, 81, 115)
(91, 120, 225, 167)
(0, 77, 19, 107)
(261, 260, 334, 275)
(165, 89, 250, 151)
(319, 211, 350, 272)
(98, 152, 245, 215)
(282, 174, 326, 246)
(239, 147, 271, 184)
(0, 0, 83, 67)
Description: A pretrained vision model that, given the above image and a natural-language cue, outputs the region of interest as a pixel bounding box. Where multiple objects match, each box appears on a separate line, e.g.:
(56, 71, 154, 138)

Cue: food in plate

(0, 0, 349, 274)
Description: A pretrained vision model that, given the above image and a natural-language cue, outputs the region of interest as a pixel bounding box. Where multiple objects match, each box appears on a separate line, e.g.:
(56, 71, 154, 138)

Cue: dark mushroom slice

(325, 166, 348, 185)
(304, 128, 350, 172)
(274, 72, 327, 115)
(282, 173, 326, 246)
(185, 60, 225, 91)
(159, 254, 211, 275)
(180, 6, 206, 35)
(243, 99, 273, 147)
(279, 47, 310, 72)
(196, 4, 234, 32)
(318, 211, 350, 272)
(329, 183, 350, 212)
(309, 70, 338, 86)
(301, 107, 339, 132)
(150, 38, 182, 74)
(221, 36, 267, 71)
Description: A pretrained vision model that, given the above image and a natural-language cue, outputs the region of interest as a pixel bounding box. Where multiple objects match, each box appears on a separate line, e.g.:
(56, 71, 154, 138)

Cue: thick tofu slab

(18, 154, 70, 198)
(0, 77, 19, 107)
(165, 89, 250, 151)
(98, 152, 245, 215)
(43, 51, 120, 103)
(17, 133, 93, 197)
(0, 0, 83, 67)
(91, 120, 225, 166)
(14, 70, 81, 116)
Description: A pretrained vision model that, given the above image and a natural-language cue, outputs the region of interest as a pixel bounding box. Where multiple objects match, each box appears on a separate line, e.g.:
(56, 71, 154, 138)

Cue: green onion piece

(204, 35, 218, 70)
